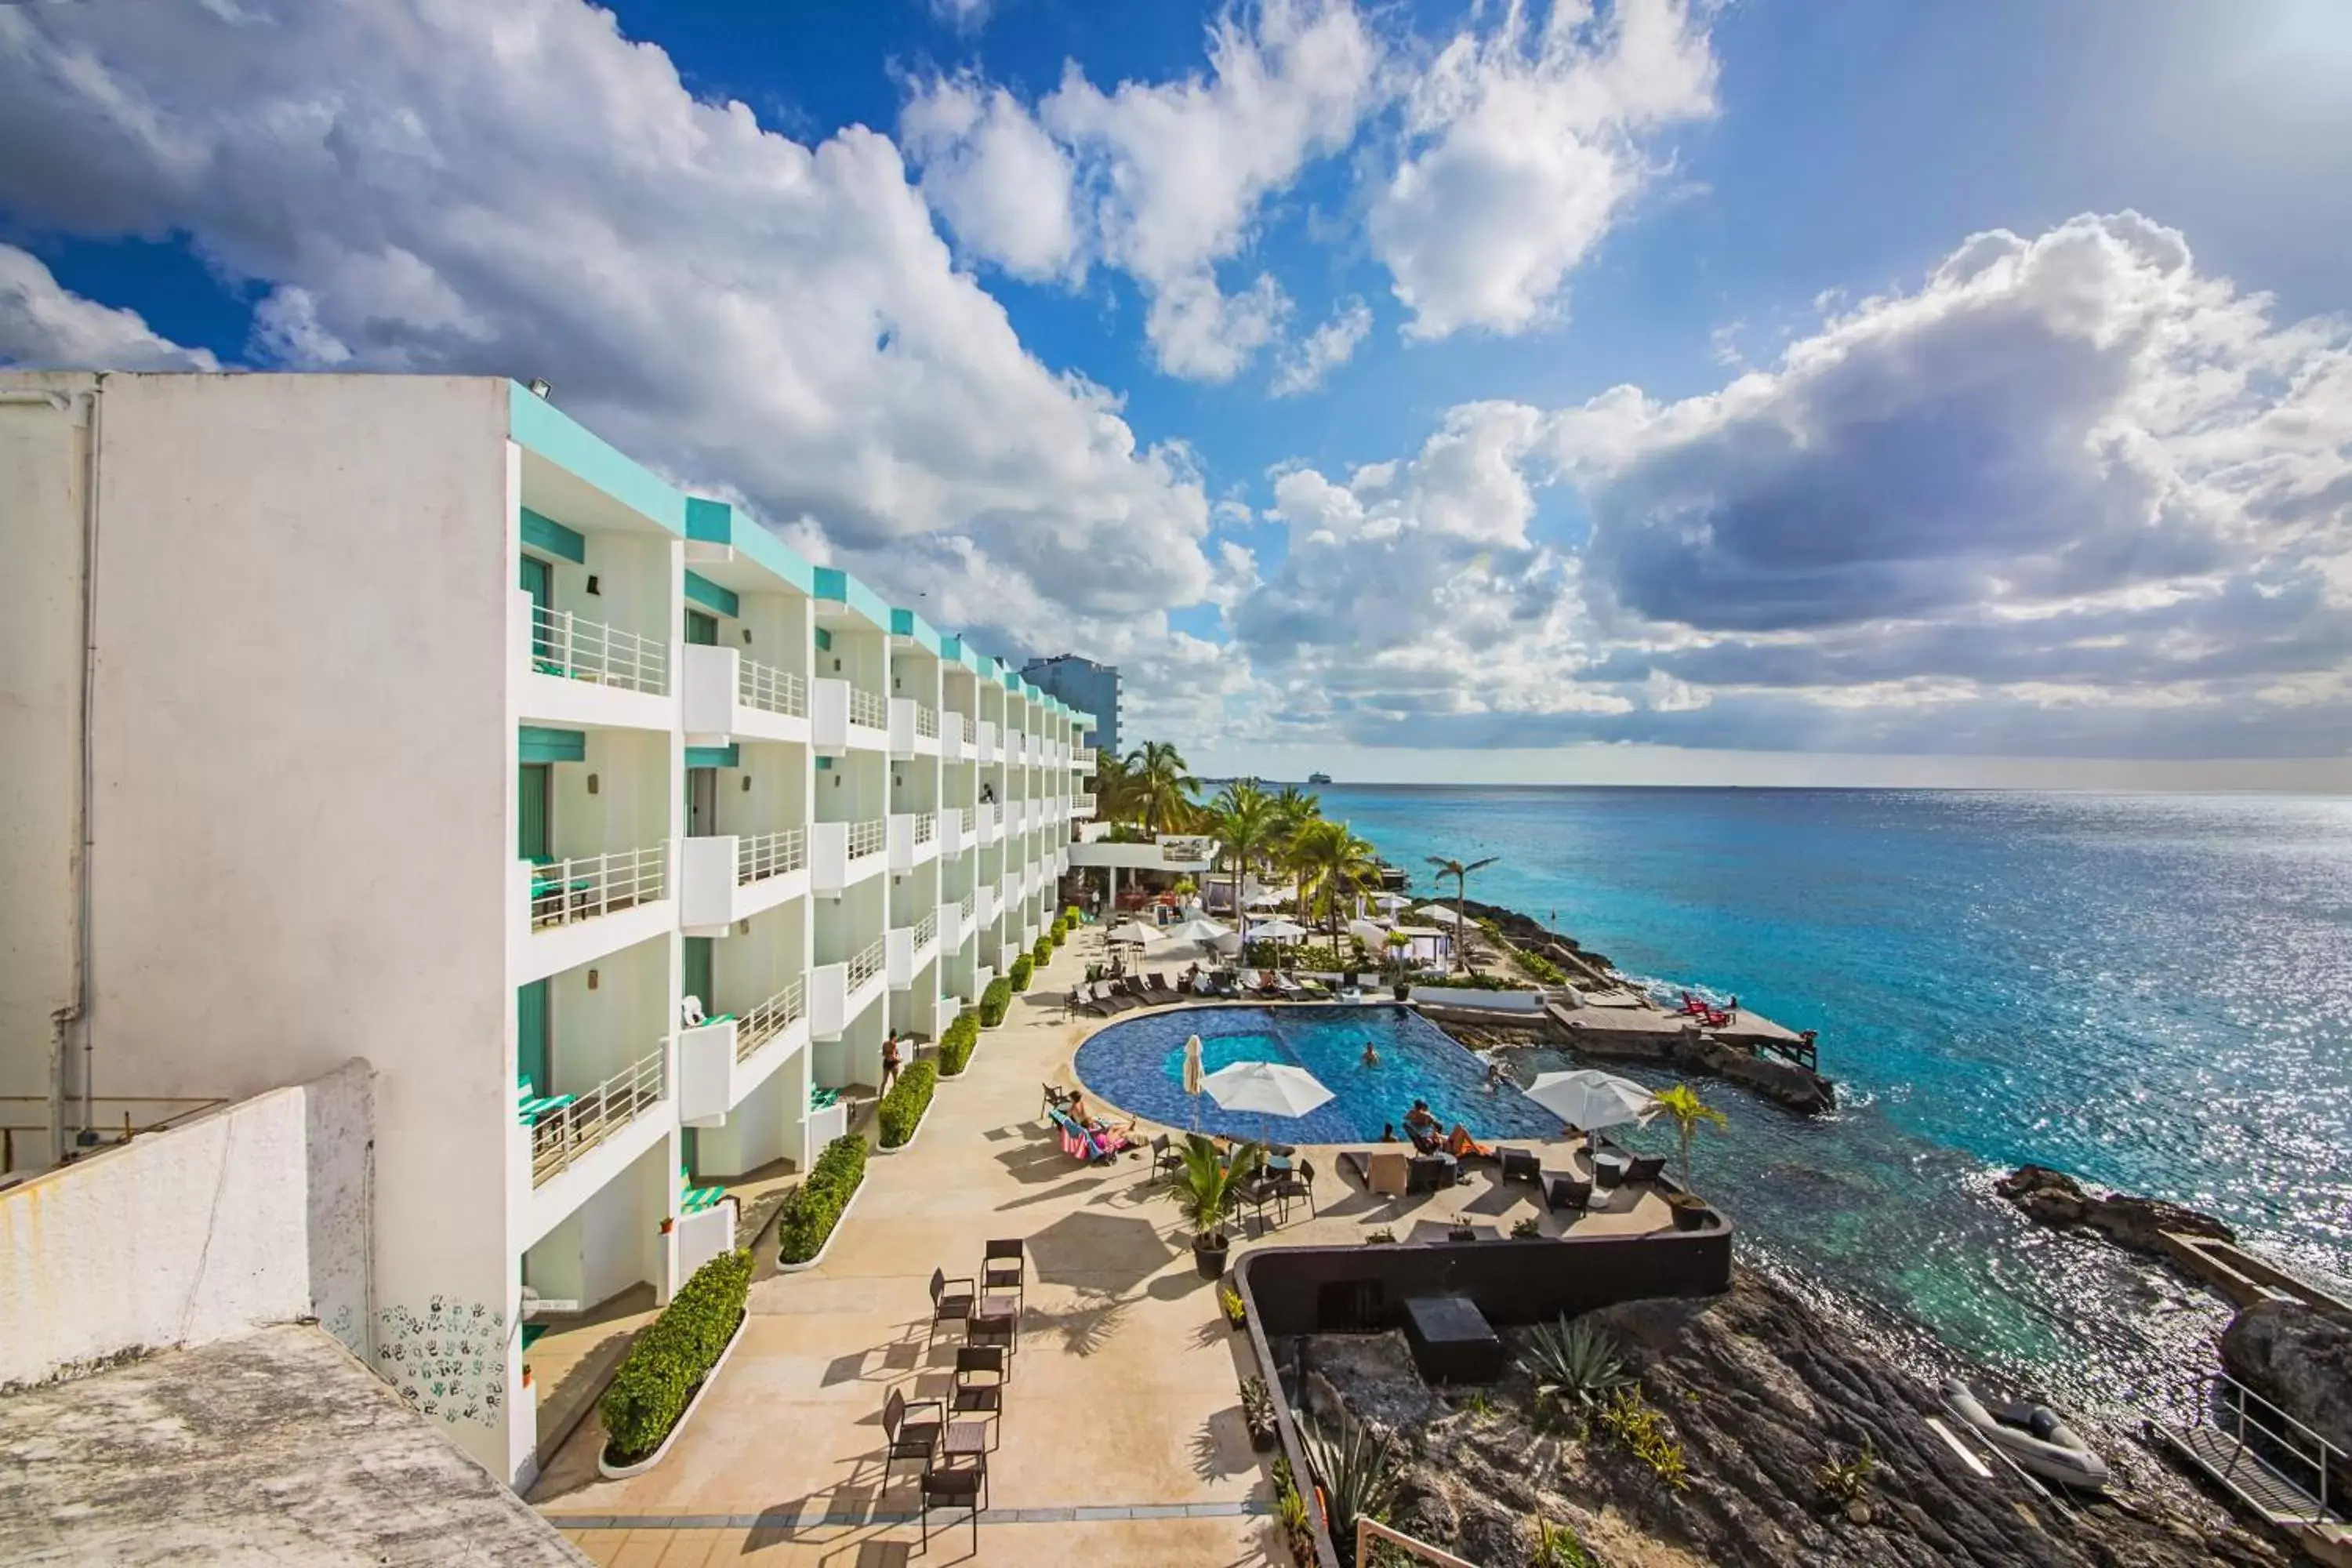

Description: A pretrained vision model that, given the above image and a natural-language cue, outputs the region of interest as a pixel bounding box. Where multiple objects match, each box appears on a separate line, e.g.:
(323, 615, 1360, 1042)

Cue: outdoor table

(1400, 1294, 1505, 1384)
(1592, 1150, 1632, 1186)
(943, 1421, 990, 1461)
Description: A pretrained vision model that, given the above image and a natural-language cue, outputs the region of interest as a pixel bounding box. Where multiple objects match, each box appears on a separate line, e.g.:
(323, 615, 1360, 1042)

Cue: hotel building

(0, 372, 1099, 1484)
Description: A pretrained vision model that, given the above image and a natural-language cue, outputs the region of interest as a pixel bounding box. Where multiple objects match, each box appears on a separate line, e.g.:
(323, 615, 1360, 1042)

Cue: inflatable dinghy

(1941, 1378, 2110, 1490)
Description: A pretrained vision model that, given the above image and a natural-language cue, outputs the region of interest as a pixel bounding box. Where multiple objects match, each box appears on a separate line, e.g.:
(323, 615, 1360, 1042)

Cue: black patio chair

(1626, 1153, 1668, 1185)
(928, 1265, 976, 1348)
(1040, 1082, 1074, 1119)
(1498, 1148, 1543, 1185)
(1148, 1133, 1182, 1182)
(1544, 1172, 1592, 1213)
(950, 1345, 1005, 1439)
(1272, 1157, 1318, 1221)
(982, 1238, 1025, 1312)
(920, 1455, 987, 1553)
(883, 1385, 943, 1490)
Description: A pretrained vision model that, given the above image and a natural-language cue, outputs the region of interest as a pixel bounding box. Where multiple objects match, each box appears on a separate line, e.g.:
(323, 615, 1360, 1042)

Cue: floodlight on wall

(528, 378, 553, 398)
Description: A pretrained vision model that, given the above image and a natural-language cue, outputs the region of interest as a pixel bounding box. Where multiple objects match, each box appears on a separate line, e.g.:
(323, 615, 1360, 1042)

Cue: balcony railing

(913, 811, 936, 846)
(739, 658, 806, 717)
(530, 1044, 667, 1187)
(529, 604, 667, 695)
(942, 712, 969, 746)
(848, 686, 887, 729)
(845, 817, 885, 860)
(914, 704, 939, 739)
(960, 889, 976, 920)
(736, 978, 808, 1062)
(530, 844, 666, 930)
(847, 938, 885, 991)
(913, 909, 938, 949)
(738, 826, 808, 884)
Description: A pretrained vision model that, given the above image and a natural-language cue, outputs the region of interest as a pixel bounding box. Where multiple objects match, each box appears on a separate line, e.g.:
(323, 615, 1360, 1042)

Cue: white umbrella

(1247, 917, 1309, 941)
(1201, 1060, 1334, 1141)
(1522, 1069, 1657, 1134)
(1370, 891, 1410, 910)
(1247, 887, 1287, 907)
(1166, 915, 1231, 943)
(1182, 1034, 1205, 1130)
(1106, 920, 1160, 946)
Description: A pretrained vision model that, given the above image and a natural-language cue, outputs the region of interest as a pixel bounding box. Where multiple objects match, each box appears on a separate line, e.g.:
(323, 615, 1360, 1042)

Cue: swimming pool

(1071, 1004, 1570, 1145)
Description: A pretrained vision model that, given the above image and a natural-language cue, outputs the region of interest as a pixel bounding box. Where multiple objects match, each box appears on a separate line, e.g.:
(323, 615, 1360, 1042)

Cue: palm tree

(1127, 740, 1198, 835)
(1426, 854, 1498, 975)
(1650, 1083, 1728, 1197)
(1267, 785, 1322, 912)
(1209, 780, 1277, 924)
(1091, 750, 1142, 826)
(1285, 819, 1380, 940)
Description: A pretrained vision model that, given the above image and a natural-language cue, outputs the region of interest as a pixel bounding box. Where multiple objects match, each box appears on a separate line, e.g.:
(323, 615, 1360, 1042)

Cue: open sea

(1319, 785, 2352, 1417)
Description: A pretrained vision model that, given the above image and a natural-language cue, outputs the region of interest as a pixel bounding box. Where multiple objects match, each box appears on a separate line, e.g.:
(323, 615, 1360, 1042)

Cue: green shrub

(1240, 941, 1353, 971)
(1031, 935, 1053, 966)
(878, 1060, 938, 1148)
(776, 1135, 866, 1265)
(1008, 954, 1034, 991)
(598, 1248, 753, 1462)
(1514, 948, 1569, 985)
(1050, 918, 1070, 946)
(979, 977, 1012, 1025)
(1414, 971, 1533, 992)
(938, 1011, 980, 1076)
(1063, 905, 1083, 922)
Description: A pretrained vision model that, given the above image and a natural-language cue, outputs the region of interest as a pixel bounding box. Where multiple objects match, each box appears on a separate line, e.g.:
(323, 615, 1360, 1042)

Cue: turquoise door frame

(517, 979, 550, 1097)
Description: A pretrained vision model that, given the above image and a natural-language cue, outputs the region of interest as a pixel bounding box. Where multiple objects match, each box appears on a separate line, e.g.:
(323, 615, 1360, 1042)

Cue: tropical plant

(1240, 1374, 1275, 1432)
(1519, 1316, 1632, 1425)
(1533, 1518, 1606, 1568)
(1301, 1410, 1400, 1548)
(1127, 739, 1199, 834)
(1160, 1132, 1260, 1248)
(1650, 1082, 1729, 1196)
(1091, 750, 1142, 825)
(1284, 818, 1381, 939)
(877, 1059, 936, 1148)
(1815, 1439, 1879, 1508)
(1425, 854, 1499, 974)
(1597, 1388, 1689, 1490)
(1512, 1216, 1544, 1238)
(777, 1135, 866, 1263)
(1209, 779, 1279, 921)
(1219, 1284, 1247, 1327)
(598, 1247, 754, 1462)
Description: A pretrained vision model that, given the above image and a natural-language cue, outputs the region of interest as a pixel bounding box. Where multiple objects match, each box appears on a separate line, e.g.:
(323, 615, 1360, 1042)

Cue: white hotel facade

(0, 372, 1098, 1483)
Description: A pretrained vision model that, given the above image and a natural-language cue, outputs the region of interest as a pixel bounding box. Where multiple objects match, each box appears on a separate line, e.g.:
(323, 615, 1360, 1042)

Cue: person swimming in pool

(1361, 1040, 1380, 1068)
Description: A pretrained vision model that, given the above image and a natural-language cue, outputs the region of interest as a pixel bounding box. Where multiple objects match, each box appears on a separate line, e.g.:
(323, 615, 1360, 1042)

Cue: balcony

(682, 645, 808, 745)
(529, 1044, 668, 1189)
(936, 806, 967, 859)
(677, 978, 808, 1126)
(976, 884, 999, 930)
(809, 938, 887, 1039)
(887, 909, 940, 989)
(680, 826, 807, 933)
(975, 802, 1000, 845)
(976, 720, 998, 764)
(940, 711, 969, 764)
(517, 591, 673, 731)
(936, 896, 966, 953)
(812, 678, 889, 754)
(1073, 747, 1097, 771)
(888, 697, 942, 759)
(888, 811, 939, 871)
(1073, 792, 1097, 818)
(810, 818, 886, 893)
(529, 604, 667, 695)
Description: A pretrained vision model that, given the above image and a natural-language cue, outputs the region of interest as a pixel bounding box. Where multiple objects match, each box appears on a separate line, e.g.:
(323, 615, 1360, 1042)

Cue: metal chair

(1625, 1153, 1668, 1185)
(950, 1345, 1005, 1439)
(919, 1454, 986, 1553)
(982, 1238, 1025, 1312)
(1148, 1133, 1182, 1182)
(928, 1266, 976, 1348)
(1272, 1157, 1317, 1221)
(882, 1385, 943, 1490)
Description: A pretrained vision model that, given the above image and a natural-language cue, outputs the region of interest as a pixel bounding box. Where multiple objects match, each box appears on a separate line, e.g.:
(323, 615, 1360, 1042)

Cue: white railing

(529, 604, 667, 695)
(736, 978, 808, 1061)
(738, 826, 808, 884)
(960, 889, 976, 920)
(977, 803, 997, 837)
(942, 712, 969, 746)
(530, 1044, 667, 1186)
(958, 806, 976, 835)
(739, 658, 806, 717)
(847, 938, 885, 991)
(530, 844, 666, 930)
(913, 811, 936, 846)
(1076, 793, 1097, 814)
(845, 817, 885, 860)
(914, 704, 938, 739)
(1074, 747, 1097, 769)
(913, 909, 938, 949)
(848, 686, 887, 729)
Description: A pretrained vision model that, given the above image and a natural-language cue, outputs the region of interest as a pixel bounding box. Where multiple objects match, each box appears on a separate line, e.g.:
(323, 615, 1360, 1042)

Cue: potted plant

(1365, 1226, 1397, 1245)
(1650, 1081, 1728, 1231)
(1385, 931, 1414, 1000)
(1163, 1132, 1260, 1279)
(1241, 1374, 1279, 1452)
(1220, 1284, 1248, 1330)
(1512, 1216, 1544, 1240)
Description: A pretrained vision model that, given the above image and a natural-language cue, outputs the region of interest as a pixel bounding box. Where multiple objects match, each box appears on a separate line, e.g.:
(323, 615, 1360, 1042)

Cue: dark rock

(2220, 1299, 2352, 1465)
(1995, 1165, 2234, 1258)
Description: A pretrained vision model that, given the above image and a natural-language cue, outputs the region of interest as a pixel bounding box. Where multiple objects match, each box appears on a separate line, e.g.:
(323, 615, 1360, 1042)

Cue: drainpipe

(3, 387, 101, 1163)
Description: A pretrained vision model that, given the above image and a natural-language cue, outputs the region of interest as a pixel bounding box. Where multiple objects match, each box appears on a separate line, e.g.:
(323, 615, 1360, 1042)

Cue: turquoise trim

(508, 383, 686, 536)
(685, 744, 740, 770)
(815, 626, 833, 653)
(520, 508, 586, 565)
(815, 756, 833, 771)
(683, 570, 739, 619)
(519, 726, 586, 764)
(811, 566, 891, 631)
(888, 607, 944, 655)
(683, 497, 815, 597)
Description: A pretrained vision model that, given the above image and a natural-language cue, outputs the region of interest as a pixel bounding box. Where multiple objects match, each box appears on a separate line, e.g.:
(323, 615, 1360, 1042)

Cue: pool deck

(532, 935, 1676, 1566)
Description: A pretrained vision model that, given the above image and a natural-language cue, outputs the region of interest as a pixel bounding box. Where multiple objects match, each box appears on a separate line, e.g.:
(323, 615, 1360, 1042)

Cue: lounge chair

(1269, 972, 1305, 1000)
(1367, 1149, 1410, 1198)
(1498, 1148, 1542, 1185)
(679, 1165, 726, 1214)
(1145, 973, 1178, 999)
(1210, 969, 1243, 999)
(1252, 970, 1285, 998)
(1068, 986, 1107, 1018)
(1625, 1154, 1668, 1185)
(1407, 1152, 1458, 1195)
(1289, 971, 1332, 999)
(1543, 1172, 1592, 1213)
(1051, 1109, 1123, 1164)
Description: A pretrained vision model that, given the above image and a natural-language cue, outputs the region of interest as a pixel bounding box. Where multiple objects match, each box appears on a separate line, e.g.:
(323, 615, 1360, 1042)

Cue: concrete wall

(0, 1060, 373, 1388)
(0, 376, 97, 1167)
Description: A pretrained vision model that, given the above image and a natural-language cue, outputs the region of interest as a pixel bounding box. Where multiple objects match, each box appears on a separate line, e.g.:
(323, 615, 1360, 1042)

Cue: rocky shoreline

(1288, 1263, 2293, 1568)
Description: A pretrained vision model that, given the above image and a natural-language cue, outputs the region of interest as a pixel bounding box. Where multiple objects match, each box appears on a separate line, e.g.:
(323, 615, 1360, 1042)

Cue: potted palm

(1650, 1082, 1728, 1230)
(1164, 1132, 1261, 1279)
(1385, 930, 1414, 1000)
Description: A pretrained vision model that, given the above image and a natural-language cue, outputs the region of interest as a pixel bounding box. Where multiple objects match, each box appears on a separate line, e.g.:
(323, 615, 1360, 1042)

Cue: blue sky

(3, 1, 2349, 786)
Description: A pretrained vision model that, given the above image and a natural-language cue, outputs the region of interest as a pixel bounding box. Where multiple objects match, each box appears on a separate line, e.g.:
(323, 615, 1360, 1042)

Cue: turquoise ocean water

(1319, 786, 2352, 1412)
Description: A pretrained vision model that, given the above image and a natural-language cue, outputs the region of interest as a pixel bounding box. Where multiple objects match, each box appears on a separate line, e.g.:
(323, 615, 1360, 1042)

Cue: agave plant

(1519, 1316, 1631, 1424)
(1300, 1410, 1399, 1548)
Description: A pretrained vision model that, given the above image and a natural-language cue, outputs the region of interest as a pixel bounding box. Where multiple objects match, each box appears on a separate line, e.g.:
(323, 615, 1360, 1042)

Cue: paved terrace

(534, 937, 1673, 1566)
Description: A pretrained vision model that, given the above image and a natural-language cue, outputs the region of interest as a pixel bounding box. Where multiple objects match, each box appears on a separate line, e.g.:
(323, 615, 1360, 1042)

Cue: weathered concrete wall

(0, 1059, 372, 1387)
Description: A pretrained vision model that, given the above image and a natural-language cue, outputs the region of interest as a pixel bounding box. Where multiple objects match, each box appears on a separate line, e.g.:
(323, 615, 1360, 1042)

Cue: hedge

(878, 1059, 938, 1148)
(938, 1011, 980, 1075)
(1050, 918, 1069, 946)
(1513, 949, 1568, 985)
(777, 1134, 866, 1265)
(1008, 954, 1034, 992)
(979, 977, 1012, 1026)
(1241, 941, 1359, 971)
(1414, 970, 1530, 991)
(599, 1247, 754, 1463)
(1030, 935, 1053, 966)
(1063, 906, 1083, 922)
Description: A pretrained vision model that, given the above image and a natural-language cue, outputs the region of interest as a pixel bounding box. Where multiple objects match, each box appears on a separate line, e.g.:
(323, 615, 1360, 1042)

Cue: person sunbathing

(1064, 1091, 1135, 1145)
(1403, 1099, 1440, 1140)
(1444, 1123, 1495, 1160)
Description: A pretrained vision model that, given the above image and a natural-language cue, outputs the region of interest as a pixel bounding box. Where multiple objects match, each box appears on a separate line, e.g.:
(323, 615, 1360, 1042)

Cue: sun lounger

(1407, 1152, 1458, 1194)
(1145, 973, 1178, 998)
(1498, 1148, 1542, 1185)
(1363, 1149, 1410, 1197)
(1288, 971, 1331, 998)
(1269, 971, 1305, 999)
(1625, 1153, 1668, 1185)
(1543, 1171, 1592, 1212)
(680, 1165, 726, 1214)
(1050, 1109, 1118, 1164)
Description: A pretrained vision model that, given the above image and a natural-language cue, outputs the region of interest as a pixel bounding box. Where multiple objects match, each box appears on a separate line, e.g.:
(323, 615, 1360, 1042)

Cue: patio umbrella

(1200, 1060, 1334, 1143)
(1521, 1069, 1657, 1135)
(1247, 917, 1308, 941)
(1106, 920, 1160, 946)
(1247, 887, 1287, 907)
(1182, 1034, 1204, 1130)
(1370, 891, 1410, 910)
(1165, 915, 1230, 943)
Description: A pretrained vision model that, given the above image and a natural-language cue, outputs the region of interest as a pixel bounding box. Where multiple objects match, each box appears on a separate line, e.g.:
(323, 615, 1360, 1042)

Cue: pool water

(1072, 1004, 1568, 1145)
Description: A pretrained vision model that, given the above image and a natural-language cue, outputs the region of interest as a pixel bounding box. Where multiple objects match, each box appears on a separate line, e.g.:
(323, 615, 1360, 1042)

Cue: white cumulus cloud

(0, 244, 218, 371)
(1270, 294, 1371, 395)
